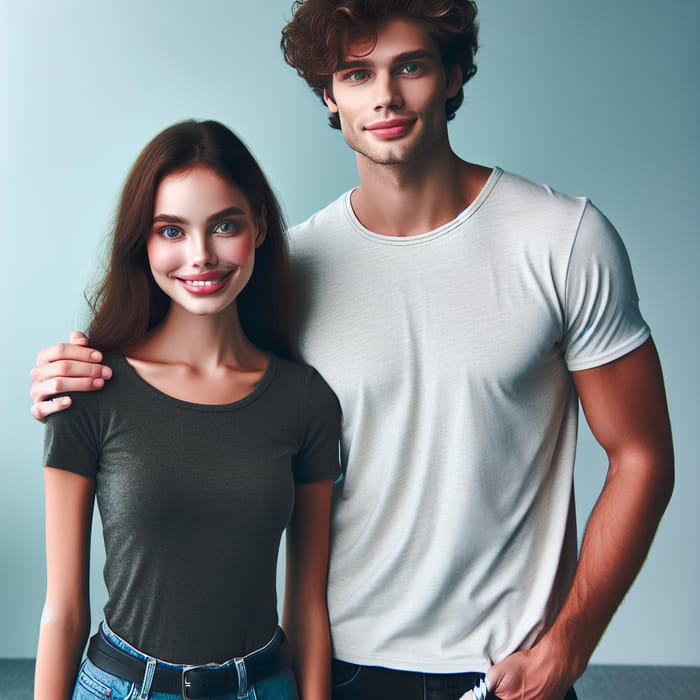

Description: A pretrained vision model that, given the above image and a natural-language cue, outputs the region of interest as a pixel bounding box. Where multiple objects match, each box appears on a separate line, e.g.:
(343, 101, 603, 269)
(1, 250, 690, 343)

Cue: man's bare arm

(486, 338, 674, 700)
(30, 331, 111, 422)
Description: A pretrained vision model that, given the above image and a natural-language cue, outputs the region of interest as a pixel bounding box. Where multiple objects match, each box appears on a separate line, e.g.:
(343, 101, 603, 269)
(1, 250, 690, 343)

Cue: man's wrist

(534, 622, 589, 686)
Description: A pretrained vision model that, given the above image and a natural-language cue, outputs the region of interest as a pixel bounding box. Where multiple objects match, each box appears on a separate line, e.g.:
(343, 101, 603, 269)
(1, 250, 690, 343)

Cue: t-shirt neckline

(343, 166, 503, 245)
(113, 352, 277, 412)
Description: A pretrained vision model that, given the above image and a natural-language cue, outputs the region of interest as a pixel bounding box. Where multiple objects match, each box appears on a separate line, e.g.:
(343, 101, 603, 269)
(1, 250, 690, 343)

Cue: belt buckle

(181, 664, 204, 699)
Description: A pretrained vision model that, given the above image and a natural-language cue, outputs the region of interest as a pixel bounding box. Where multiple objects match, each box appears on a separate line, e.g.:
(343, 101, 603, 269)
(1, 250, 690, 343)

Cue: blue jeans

(72, 622, 299, 700)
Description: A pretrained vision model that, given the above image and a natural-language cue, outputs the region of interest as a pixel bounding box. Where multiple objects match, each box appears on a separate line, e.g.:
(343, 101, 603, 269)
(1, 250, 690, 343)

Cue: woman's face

(146, 166, 265, 318)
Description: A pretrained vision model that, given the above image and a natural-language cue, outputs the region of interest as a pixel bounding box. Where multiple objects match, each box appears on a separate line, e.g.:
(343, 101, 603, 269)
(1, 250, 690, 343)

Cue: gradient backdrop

(1, 0, 698, 664)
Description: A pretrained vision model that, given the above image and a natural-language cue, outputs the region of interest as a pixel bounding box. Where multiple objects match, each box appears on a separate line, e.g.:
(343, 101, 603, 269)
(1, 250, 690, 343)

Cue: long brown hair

(87, 120, 297, 359)
(281, 0, 479, 129)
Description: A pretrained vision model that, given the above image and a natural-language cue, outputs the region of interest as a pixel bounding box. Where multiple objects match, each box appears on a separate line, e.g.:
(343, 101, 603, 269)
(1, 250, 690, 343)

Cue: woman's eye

(214, 221, 236, 234)
(160, 226, 182, 239)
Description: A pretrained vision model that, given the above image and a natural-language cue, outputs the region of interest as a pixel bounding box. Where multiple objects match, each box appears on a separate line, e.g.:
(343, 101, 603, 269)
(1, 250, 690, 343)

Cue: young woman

(35, 120, 341, 700)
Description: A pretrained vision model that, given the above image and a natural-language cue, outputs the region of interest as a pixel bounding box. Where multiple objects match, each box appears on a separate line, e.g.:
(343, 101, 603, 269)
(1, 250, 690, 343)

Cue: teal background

(1, 0, 698, 664)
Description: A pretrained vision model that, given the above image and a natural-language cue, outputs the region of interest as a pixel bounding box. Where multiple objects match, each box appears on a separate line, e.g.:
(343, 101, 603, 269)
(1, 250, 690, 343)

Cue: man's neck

(351, 147, 492, 237)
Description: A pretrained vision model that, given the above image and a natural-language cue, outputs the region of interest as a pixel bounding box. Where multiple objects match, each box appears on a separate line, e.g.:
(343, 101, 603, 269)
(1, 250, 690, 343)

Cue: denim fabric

(72, 622, 298, 700)
(330, 659, 578, 700)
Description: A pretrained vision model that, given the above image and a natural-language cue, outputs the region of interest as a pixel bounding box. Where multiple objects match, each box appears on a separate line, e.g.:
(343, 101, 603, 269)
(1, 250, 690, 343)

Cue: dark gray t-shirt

(43, 353, 341, 663)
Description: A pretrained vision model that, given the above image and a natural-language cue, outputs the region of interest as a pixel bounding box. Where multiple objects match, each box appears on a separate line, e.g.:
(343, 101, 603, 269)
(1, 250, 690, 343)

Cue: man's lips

(364, 118, 415, 138)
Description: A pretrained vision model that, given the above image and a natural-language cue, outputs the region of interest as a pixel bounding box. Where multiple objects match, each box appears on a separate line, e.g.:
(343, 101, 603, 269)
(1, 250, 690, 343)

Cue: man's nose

(374, 72, 403, 111)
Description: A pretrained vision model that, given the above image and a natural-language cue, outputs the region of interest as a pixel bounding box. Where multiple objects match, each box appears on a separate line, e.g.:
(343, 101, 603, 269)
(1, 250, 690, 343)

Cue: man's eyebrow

(151, 206, 246, 226)
(392, 50, 436, 65)
(335, 58, 372, 72)
(335, 49, 436, 73)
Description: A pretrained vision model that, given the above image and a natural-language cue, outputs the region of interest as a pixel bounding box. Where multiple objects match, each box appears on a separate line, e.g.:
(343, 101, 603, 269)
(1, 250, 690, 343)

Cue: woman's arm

(35, 468, 96, 700)
(282, 480, 334, 700)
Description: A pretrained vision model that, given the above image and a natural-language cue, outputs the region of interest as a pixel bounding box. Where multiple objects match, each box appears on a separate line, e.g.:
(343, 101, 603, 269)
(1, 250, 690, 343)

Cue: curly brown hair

(281, 0, 479, 129)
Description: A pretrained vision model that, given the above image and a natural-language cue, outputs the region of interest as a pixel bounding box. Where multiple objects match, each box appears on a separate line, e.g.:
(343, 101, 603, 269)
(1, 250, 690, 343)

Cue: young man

(31, 2, 673, 699)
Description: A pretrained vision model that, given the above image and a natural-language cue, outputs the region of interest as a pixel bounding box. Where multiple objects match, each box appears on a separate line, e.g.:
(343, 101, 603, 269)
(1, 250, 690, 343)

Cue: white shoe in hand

(459, 677, 489, 700)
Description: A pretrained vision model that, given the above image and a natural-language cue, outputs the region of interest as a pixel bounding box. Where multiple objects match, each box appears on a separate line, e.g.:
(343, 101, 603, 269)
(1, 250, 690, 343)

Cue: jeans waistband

(89, 621, 290, 698)
(99, 620, 284, 669)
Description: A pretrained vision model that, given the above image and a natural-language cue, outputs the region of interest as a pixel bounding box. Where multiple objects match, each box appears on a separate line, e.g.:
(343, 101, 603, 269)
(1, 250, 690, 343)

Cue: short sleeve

(43, 392, 101, 478)
(292, 369, 342, 483)
(563, 201, 650, 371)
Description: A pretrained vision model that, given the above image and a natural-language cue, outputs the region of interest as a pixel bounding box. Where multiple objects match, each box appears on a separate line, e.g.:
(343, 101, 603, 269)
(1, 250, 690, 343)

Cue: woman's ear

(255, 206, 268, 248)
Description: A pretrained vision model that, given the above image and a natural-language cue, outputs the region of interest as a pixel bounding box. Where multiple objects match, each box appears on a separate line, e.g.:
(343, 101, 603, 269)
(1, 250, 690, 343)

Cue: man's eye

(401, 63, 420, 75)
(347, 70, 369, 82)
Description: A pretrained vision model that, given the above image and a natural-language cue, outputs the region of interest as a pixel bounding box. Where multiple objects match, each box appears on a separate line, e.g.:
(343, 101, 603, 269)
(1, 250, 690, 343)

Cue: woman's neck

(121, 304, 269, 404)
(124, 305, 269, 404)
(134, 304, 264, 370)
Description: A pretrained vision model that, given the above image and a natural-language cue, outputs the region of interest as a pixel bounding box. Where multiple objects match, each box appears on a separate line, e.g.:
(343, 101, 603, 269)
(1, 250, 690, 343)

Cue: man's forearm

(536, 449, 673, 678)
(487, 341, 674, 700)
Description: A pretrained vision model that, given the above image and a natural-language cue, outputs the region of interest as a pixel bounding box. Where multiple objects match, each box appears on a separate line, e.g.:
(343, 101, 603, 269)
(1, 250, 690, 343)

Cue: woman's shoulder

(269, 355, 338, 402)
(271, 356, 340, 420)
(80, 352, 139, 403)
(97, 352, 132, 390)
(101, 352, 125, 370)
(270, 354, 324, 384)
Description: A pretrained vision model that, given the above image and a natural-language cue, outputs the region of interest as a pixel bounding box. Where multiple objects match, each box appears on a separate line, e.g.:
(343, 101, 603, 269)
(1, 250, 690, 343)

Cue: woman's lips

(176, 270, 234, 295)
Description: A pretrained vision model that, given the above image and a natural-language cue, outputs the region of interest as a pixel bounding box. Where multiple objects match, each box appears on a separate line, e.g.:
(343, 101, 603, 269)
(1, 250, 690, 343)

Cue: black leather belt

(87, 628, 292, 698)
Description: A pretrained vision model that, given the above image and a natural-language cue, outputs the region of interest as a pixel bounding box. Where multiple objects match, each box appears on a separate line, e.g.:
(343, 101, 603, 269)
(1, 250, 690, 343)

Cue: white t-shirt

(288, 167, 650, 673)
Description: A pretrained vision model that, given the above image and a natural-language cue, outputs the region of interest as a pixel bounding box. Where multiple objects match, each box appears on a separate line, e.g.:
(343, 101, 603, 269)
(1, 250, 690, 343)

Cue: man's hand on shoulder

(30, 331, 112, 422)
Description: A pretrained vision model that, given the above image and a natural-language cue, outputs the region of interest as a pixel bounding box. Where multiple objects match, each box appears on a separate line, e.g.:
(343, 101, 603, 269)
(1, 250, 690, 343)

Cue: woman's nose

(188, 233, 217, 268)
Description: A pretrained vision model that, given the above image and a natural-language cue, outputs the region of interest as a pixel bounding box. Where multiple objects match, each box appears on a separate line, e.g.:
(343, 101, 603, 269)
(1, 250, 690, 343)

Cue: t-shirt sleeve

(292, 368, 342, 483)
(43, 392, 101, 478)
(562, 201, 650, 371)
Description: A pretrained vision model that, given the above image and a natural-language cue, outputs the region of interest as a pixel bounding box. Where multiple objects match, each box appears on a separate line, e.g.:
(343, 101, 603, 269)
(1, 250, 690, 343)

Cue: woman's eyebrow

(151, 206, 247, 226)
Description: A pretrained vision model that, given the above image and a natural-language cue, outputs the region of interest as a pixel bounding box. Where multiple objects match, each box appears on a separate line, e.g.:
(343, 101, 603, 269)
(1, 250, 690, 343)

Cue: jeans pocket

(253, 667, 299, 700)
(331, 659, 362, 689)
(73, 658, 136, 699)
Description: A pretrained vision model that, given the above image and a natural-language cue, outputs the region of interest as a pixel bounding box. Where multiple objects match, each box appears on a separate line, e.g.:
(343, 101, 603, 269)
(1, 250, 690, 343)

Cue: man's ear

(446, 64, 463, 99)
(323, 88, 339, 113)
(255, 206, 267, 248)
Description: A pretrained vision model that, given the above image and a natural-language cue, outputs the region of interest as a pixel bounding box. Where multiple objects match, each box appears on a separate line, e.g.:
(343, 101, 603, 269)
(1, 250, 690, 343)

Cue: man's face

(324, 17, 461, 168)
